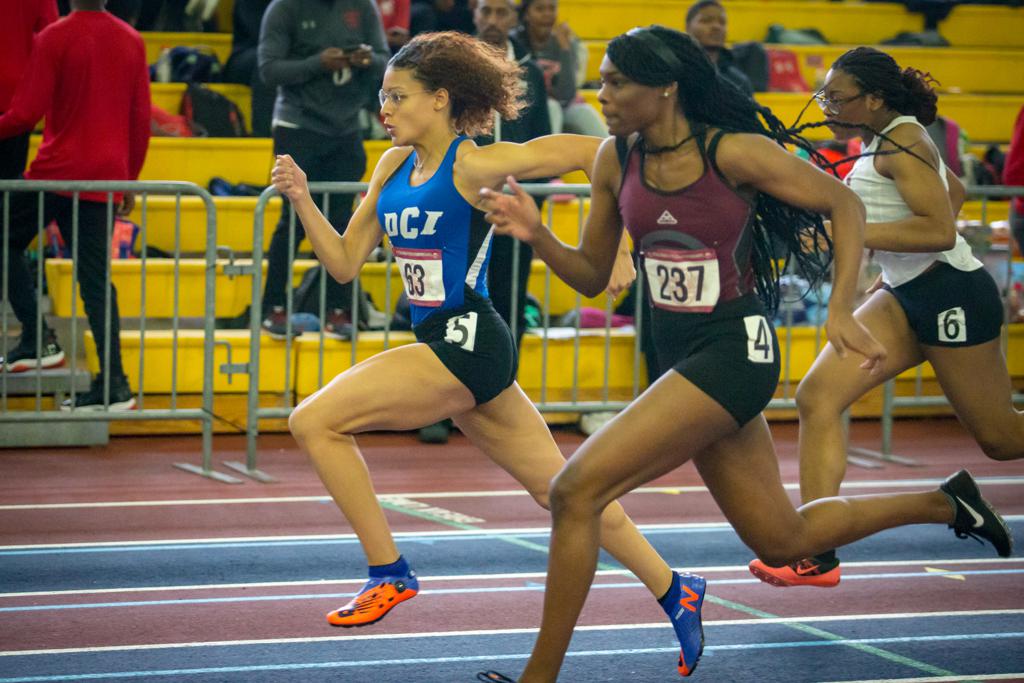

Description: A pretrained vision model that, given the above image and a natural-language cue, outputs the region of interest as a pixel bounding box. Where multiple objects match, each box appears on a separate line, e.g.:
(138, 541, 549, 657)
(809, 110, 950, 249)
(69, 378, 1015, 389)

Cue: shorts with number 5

(651, 293, 781, 426)
(884, 263, 1003, 347)
(414, 287, 518, 405)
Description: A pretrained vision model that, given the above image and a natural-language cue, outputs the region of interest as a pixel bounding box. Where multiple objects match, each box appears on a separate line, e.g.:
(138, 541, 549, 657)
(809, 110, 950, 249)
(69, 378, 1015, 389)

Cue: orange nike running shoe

(748, 556, 840, 588)
(327, 572, 419, 627)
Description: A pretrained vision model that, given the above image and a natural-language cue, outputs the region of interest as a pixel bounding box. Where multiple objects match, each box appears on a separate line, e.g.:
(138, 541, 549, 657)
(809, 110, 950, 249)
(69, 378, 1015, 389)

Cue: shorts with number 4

(884, 263, 1003, 347)
(651, 294, 780, 427)
(413, 288, 518, 405)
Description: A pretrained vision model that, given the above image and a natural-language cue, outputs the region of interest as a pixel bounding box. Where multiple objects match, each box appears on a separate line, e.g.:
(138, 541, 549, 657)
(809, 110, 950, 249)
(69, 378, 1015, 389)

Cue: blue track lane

(3, 521, 1023, 593)
(1, 614, 1022, 682)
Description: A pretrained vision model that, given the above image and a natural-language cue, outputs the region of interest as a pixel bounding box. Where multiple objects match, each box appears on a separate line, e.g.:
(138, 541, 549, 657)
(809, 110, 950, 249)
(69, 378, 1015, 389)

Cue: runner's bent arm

(271, 149, 407, 284)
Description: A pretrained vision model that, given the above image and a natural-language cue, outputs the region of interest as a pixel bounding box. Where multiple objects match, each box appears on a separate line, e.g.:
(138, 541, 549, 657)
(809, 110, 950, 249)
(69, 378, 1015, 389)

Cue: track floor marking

(4, 568, 1024, 612)
(3, 476, 1023, 510)
(2, 608, 1021, 657)
(3, 518, 1022, 552)
(5, 557, 1020, 599)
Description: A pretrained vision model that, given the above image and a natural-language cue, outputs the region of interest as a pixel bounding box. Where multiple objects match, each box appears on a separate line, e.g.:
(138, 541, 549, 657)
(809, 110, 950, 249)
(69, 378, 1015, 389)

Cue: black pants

(1, 191, 126, 380)
(487, 234, 532, 348)
(264, 126, 366, 312)
(222, 47, 275, 137)
(0, 128, 30, 180)
(616, 252, 661, 385)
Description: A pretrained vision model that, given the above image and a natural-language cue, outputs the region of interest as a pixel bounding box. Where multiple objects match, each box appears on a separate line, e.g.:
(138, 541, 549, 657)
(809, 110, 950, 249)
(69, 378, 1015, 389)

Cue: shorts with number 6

(883, 263, 1003, 347)
(651, 293, 780, 427)
(414, 287, 518, 405)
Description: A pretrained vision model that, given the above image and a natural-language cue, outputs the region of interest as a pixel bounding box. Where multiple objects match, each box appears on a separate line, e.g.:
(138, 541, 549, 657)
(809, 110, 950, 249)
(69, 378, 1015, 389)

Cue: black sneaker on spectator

(1, 333, 65, 373)
(262, 306, 301, 340)
(323, 309, 354, 340)
(61, 375, 136, 412)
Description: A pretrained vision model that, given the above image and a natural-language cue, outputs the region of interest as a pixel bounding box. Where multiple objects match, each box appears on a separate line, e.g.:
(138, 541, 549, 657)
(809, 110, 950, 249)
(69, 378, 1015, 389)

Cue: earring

(662, 91, 671, 98)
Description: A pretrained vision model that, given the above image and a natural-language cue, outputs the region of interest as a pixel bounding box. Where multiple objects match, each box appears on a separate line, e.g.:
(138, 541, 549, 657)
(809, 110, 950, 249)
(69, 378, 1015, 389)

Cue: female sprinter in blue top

(270, 30, 691, 653)
(478, 27, 1012, 682)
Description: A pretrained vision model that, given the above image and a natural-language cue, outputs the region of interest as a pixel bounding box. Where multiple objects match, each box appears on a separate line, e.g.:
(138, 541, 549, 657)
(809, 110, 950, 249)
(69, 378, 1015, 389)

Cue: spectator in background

(685, 0, 754, 96)
(410, 0, 475, 36)
(514, 0, 607, 137)
(377, 0, 411, 53)
(257, 0, 388, 339)
(1005, 104, 1024, 256)
(413, 0, 551, 445)
(0, 0, 150, 410)
(223, 0, 274, 136)
(0, 0, 58, 180)
(474, 0, 550, 347)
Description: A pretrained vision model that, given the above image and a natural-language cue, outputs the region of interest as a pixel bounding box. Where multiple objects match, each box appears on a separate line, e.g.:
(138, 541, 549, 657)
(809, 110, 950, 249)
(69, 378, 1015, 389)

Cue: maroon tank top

(618, 138, 755, 313)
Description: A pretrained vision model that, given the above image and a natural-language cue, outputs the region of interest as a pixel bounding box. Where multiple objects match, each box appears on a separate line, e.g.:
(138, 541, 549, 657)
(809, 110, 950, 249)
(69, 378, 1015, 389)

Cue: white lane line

(2, 558, 1021, 599)
(820, 675, 1024, 683)
(3, 476, 1023, 510)
(2, 608, 1022, 657)
(0, 523, 732, 551)
(3, 517, 1023, 552)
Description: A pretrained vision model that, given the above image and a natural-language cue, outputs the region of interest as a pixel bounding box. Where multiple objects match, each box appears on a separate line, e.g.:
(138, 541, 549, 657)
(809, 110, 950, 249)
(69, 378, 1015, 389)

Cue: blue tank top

(377, 136, 494, 326)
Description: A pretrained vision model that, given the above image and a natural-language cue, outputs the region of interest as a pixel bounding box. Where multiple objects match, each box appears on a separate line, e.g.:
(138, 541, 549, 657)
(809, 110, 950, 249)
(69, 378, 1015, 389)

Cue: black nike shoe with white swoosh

(940, 469, 1013, 558)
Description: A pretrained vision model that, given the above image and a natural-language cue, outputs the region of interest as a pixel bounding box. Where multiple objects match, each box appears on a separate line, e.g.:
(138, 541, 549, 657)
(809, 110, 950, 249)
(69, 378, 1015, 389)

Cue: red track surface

(2, 417, 1023, 663)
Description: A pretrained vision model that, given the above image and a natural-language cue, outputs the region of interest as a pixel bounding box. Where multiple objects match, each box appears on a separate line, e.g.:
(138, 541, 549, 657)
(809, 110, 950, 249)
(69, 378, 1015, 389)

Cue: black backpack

(180, 84, 247, 137)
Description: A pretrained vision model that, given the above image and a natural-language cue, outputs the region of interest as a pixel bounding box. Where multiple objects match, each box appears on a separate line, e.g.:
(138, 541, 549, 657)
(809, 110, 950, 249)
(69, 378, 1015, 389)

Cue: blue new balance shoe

(660, 571, 706, 676)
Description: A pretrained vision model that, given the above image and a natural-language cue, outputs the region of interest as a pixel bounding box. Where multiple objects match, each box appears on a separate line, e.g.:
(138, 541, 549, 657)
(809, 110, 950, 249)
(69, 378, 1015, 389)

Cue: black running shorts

(413, 288, 518, 405)
(883, 263, 1003, 347)
(651, 294, 780, 426)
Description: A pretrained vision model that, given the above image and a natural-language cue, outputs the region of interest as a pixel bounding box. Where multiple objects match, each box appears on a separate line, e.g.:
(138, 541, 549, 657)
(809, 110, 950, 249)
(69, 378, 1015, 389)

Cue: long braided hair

(792, 46, 942, 177)
(607, 25, 833, 313)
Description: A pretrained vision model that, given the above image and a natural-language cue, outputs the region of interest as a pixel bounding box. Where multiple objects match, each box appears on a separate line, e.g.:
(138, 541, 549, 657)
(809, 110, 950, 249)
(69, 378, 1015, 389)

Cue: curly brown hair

(388, 31, 525, 137)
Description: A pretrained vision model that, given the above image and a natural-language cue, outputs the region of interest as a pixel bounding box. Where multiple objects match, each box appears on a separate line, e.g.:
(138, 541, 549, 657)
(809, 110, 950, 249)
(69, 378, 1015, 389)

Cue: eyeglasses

(813, 91, 865, 116)
(378, 89, 432, 108)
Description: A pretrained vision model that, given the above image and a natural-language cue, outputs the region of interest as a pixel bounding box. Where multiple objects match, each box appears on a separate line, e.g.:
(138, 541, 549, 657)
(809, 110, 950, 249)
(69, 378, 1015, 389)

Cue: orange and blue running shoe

(661, 571, 706, 677)
(326, 570, 419, 627)
(941, 469, 1013, 558)
(748, 555, 840, 588)
(476, 672, 515, 682)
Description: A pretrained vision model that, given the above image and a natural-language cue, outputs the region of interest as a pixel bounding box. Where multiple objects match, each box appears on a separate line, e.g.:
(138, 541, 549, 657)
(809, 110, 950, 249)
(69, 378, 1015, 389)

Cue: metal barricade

(228, 181, 1023, 481)
(233, 182, 647, 480)
(0, 180, 227, 480)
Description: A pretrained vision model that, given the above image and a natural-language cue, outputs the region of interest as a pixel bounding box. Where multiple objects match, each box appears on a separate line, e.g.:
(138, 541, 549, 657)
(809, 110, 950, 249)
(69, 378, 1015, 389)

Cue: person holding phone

(257, 0, 389, 339)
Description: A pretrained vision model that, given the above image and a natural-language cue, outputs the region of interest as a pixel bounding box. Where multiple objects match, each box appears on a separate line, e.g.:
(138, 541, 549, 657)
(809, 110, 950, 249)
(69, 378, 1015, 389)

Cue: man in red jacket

(0, 0, 150, 410)
(0, 0, 58, 179)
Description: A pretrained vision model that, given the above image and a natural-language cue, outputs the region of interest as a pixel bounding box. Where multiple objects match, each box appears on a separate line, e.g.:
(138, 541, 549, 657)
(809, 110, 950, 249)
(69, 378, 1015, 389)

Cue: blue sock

(658, 571, 681, 612)
(368, 555, 410, 579)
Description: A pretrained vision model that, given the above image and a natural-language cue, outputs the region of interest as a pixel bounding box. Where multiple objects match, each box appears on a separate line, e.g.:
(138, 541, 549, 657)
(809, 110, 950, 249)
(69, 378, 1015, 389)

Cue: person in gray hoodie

(258, 0, 388, 339)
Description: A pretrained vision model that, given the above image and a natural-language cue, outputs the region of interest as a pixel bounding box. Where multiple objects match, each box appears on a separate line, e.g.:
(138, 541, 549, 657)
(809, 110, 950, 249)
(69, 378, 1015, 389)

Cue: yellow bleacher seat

(150, 83, 253, 128)
(88, 320, 1023, 397)
(46, 252, 616, 322)
(576, 91, 1020, 143)
(961, 200, 1017, 223)
(127, 195, 284, 254)
(583, 43, 1024, 95)
(939, 3, 1024, 49)
(85, 329, 293, 393)
(27, 137, 392, 187)
(27, 96, 1014, 198)
(120, 194, 588, 256)
(560, 0, 1023, 48)
(560, 0, 924, 43)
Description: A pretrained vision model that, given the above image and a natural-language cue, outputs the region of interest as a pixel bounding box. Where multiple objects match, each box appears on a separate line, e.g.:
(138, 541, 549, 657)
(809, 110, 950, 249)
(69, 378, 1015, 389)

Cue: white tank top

(845, 115, 981, 288)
